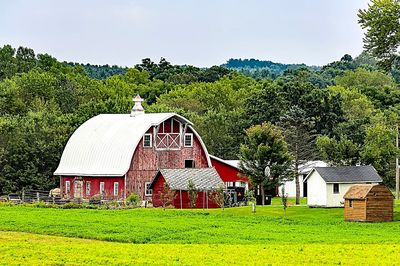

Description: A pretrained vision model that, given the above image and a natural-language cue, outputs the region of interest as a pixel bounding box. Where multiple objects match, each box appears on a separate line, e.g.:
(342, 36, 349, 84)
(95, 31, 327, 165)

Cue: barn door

(74, 180, 83, 199)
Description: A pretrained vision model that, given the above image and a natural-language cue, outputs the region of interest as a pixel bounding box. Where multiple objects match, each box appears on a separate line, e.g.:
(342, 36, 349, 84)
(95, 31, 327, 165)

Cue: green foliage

(67, 62, 127, 79)
(136, 57, 231, 84)
(126, 194, 140, 206)
(239, 123, 292, 196)
(279, 106, 318, 204)
(358, 0, 400, 71)
(1, 42, 400, 193)
(361, 123, 398, 186)
(316, 135, 361, 166)
(335, 68, 400, 109)
(223, 58, 319, 80)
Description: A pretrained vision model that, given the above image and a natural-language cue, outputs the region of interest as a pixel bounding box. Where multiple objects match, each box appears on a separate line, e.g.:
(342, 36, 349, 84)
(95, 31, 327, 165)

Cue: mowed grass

(0, 204, 400, 245)
(1, 205, 400, 265)
(1, 231, 400, 266)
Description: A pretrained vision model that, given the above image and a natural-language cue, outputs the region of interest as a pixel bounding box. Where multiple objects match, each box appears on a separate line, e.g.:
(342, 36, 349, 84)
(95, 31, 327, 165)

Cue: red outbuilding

(210, 155, 249, 203)
(150, 168, 223, 209)
(54, 95, 218, 203)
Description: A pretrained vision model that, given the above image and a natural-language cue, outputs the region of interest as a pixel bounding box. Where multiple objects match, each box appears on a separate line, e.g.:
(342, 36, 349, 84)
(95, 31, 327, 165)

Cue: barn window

(65, 181, 70, 194)
(145, 182, 152, 196)
(333, 183, 339, 194)
(184, 133, 193, 147)
(86, 181, 91, 196)
(143, 134, 152, 148)
(114, 182, 119, 196)
(100, 182, 105, 195)
(185, 159, 195, 168)
(349, 200, 353, 208)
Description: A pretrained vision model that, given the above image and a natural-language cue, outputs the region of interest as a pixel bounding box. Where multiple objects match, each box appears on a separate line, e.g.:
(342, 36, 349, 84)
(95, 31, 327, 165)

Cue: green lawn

(0, 204, 399, 265)
(1, 231, 399, 266)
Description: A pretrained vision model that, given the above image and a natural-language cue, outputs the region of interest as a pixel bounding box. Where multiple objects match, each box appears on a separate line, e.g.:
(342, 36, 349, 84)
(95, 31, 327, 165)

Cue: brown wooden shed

(344, 184, 394, 222)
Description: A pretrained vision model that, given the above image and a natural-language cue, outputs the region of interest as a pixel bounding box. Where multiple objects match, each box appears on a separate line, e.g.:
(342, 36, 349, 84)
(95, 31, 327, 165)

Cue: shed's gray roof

(154, 168, 223, 190)
(306, 165, 382, 183)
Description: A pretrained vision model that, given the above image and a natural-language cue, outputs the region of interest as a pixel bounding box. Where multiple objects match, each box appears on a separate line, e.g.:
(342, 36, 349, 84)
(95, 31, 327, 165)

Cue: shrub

(89, 194, 102, 205)
(61, 202, 82, 209)
(209, 185, 225, 209)
(126, 194, 140, 206)
(159, 183, 176, 209)
(188, 180, 197, 208)
(32, 201, 47, 208)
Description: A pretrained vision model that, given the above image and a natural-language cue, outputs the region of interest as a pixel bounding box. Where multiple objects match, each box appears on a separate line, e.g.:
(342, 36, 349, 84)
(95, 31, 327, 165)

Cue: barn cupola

(130, 95, 145, 117)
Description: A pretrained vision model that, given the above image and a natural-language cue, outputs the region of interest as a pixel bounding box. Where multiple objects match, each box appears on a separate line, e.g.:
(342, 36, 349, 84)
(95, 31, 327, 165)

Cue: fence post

(36, 192, 40, 202)
(22, 188, 25, 203)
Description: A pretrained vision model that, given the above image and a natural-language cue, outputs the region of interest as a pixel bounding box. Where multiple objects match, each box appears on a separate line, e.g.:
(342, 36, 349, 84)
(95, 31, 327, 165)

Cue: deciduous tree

(239, 123, 292, 205)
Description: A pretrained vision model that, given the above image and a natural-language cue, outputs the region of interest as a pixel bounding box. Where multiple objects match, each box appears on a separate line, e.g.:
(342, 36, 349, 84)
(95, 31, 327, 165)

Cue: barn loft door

(155, 119, 182, 150)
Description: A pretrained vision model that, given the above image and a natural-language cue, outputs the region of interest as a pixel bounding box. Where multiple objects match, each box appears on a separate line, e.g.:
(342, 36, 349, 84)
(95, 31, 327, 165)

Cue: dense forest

(1, 0, 400, 195)
(0, 43, 399, 195)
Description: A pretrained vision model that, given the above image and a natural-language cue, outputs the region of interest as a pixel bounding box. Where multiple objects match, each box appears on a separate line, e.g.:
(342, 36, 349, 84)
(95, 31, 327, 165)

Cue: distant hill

(67, 62, 127, 79)
(223, 58, 320, 79)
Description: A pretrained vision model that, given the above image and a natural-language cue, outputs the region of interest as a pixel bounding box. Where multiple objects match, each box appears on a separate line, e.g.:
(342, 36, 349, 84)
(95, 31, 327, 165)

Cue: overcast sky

(0, 0, 369, 67)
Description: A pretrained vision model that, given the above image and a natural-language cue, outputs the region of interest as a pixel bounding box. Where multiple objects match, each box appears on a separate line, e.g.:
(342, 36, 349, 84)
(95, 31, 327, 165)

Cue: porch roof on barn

(304, 165, 382, 184)
(151, 168, 223, 191)
(54, 113, 211, 176)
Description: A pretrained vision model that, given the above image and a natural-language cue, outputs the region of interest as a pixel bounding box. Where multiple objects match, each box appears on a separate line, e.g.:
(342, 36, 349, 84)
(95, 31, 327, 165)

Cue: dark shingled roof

(308, 165, 382, 183)
(151, 168, 223, 190)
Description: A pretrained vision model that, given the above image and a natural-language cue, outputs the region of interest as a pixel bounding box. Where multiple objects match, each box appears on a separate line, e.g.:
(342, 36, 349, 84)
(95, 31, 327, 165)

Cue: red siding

(60, 176, 124, 200)
(126, 118, 210, 199)
(59, 117, 211, 201)
(211, 158, 248, 183)
(152, 174, 220, 209)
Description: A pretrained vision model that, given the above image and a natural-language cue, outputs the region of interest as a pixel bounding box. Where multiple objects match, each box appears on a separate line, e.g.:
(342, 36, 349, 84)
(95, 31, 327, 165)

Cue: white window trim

(184, 133, 193, 147)
(113, 182, 119, 196)
(143, 133, 152, 148)
(100, 182, 105, 194)
(65, 181, 70, 194)
(145, 182, 152, 196)
(333, 183, 339, 194)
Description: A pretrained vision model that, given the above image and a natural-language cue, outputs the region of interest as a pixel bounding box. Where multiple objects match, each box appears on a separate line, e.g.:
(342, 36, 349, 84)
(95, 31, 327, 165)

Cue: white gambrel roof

(54, 113, 211, 176)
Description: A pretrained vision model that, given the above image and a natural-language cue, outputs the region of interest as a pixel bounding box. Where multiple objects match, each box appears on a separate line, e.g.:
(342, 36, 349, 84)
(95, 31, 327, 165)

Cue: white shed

(304, 166, 382, 207)
(279, 161, 327, 198)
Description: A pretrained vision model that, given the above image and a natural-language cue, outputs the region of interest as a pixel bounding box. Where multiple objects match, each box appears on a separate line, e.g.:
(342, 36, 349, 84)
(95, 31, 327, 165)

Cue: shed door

(74, 180, 83, 199)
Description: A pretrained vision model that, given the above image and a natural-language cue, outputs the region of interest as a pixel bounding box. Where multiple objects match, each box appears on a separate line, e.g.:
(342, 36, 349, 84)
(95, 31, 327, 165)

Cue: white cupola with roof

(130, 95, 145, 117)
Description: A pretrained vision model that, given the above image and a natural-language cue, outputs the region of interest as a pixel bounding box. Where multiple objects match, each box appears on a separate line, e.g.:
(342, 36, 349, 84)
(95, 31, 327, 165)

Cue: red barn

(150, 168, 223, 208)
(210, 155, 249, 203)
(54, 95, 219, 202)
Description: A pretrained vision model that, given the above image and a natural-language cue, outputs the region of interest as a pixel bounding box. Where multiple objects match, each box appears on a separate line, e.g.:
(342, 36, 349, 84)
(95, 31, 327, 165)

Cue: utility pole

(396, 125, 399, 199)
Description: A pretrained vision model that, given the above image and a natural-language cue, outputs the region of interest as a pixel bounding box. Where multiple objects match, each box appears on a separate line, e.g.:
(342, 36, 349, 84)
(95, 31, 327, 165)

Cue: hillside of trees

(223, 58, 320, 79)
(0, 38, 399, 195)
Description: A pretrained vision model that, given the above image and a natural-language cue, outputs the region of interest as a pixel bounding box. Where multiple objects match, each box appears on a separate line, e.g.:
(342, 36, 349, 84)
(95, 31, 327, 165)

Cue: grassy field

(0, 204, 399, 265)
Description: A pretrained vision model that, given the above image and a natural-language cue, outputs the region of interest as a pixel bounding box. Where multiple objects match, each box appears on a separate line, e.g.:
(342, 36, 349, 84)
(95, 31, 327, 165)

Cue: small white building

(279, 161, 327, 198)
(304, 165, 382, 207)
